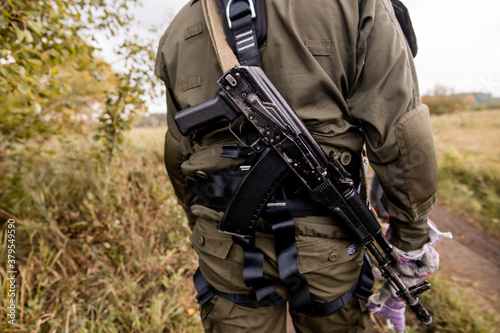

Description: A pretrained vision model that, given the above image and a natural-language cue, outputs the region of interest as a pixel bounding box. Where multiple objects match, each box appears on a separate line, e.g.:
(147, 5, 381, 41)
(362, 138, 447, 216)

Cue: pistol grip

(174, 90, 240, 136)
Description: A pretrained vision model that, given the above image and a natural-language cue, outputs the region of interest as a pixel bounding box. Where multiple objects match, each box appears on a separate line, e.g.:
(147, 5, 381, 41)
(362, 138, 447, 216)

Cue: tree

(95, 39, 159, 194)
(0, 0, 158, 153)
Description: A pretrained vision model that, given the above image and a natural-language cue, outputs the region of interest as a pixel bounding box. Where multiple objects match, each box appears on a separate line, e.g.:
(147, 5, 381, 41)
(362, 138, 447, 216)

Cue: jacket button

(328, 252, 338, 262)
(340, 151, 352, 166)
(198, 236, 205, 246)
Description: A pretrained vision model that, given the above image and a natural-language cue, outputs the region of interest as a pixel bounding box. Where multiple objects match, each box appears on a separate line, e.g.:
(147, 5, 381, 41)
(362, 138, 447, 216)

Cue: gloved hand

(367, 219, 452, 332)
(367, 283, 406, 332)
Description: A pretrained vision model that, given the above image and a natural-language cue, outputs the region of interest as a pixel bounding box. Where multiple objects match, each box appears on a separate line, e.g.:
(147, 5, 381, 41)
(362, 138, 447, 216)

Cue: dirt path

(286, 204, 500, 332)
(428, 204, 500, 310)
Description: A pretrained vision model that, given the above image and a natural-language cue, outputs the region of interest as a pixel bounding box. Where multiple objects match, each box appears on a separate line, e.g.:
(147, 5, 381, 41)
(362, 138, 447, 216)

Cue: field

(431, 109, 500, 234)
(1, 111, 499, 332)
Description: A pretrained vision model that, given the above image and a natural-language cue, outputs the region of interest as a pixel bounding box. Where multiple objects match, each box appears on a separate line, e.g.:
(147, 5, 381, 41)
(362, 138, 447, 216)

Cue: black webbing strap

(354, 255, 375, 301)
(192, 187, 374, 313)
(269, 207, 359, 316)
(193, 184, 373, 315)
(194, 268, 283, 307)
(231, 234, 286, 304)
(220, 0, 262, 67)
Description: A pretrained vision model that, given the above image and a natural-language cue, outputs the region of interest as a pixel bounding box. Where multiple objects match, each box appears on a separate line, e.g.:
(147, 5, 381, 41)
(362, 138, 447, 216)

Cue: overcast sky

(109, 0, 500, 112)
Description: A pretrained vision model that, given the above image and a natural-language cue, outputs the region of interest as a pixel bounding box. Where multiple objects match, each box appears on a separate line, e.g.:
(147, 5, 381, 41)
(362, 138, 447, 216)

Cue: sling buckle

(226, 0, 256, 29)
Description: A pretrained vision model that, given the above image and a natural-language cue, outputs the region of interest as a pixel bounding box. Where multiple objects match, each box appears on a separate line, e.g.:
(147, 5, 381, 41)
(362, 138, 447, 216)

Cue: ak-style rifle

(175, 65, 432, 325)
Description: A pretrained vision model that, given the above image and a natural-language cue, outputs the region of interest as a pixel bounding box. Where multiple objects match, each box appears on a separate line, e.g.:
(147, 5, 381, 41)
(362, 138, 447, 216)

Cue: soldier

(155, 0, 441, 332)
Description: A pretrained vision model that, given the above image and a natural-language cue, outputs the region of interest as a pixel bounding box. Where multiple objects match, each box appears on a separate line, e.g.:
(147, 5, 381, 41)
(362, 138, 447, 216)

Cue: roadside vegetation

(0, 128, 203, 332)
(0, 1, 202, 331)
(431, 110, 500, 235)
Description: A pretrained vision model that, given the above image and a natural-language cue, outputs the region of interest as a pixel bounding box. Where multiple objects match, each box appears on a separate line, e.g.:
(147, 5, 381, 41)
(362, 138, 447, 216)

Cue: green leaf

(18, 83, 31, 95)
(0, 16, 8, 27)
(26, 59, 42, 68)
(31, 102, 42, 114)
(2, 9, 12, 19)
(0, 66, 10, 77)
(27, 20, 43, 36)
(25, 30, 33, 43)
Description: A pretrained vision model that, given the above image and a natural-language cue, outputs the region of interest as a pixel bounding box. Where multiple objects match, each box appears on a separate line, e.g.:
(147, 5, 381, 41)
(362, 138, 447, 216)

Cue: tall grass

(0, 128, 202, 332)
(431, 110, 500, 234)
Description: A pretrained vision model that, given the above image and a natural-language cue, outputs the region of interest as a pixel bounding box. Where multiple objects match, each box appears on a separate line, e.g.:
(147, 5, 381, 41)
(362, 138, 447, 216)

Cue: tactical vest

(189, 0, 382, 316)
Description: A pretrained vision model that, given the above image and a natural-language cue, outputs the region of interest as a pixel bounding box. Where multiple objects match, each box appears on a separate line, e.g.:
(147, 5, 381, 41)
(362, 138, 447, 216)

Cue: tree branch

(0, 52, 143, 154)
(0, 79, 97, 154)
(0, 1, 10, 11)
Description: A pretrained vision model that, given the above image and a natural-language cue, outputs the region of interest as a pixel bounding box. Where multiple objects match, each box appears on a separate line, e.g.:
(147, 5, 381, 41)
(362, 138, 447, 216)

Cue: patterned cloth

(367, 219, 452, 332)
(367, 286, 407, 332)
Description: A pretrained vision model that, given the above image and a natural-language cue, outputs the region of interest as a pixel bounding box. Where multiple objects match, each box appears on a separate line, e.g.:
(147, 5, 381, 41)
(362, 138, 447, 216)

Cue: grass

(404, 274, 500, 333)
(431, 109, 500, 234)
(0, 127, 203, 332)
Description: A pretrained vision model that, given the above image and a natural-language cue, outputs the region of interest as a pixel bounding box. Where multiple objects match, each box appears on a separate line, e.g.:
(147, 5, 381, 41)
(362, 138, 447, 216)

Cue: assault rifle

(174, 65, 433, 326)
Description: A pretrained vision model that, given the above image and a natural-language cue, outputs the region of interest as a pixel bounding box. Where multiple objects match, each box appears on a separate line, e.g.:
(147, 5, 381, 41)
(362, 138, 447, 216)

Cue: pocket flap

(305, 39, 331, 56)
(190, 218, 233, 259)
(297, 236, 360, 274)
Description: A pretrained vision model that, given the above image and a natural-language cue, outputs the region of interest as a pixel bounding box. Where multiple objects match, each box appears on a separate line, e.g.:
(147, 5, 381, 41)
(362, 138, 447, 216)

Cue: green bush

(422, 93, 468, 115)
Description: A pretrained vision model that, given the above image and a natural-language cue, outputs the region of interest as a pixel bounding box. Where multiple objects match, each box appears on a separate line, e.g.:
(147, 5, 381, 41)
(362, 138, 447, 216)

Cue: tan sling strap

(201, 0, 240, 72)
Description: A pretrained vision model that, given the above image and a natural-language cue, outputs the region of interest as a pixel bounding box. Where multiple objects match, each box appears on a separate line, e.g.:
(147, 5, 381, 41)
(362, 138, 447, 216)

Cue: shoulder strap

(216, 0, 268, 55)
(391, 0, 418, 57)
(203, 0, 263, 69)
(201, 0, 239, 72)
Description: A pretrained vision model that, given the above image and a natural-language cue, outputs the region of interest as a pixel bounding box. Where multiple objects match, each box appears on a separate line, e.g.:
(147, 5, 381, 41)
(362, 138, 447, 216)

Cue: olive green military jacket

(155, 0, 438, 252)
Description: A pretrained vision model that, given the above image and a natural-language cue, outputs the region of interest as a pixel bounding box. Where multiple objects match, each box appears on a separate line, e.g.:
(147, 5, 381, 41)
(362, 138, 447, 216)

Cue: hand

(367, 244, 439, 332)
(367, 219, 452, 332)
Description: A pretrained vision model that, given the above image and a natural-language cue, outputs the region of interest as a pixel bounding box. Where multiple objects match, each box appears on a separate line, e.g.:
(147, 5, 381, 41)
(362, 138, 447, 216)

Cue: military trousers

(190, 205, 371, 332)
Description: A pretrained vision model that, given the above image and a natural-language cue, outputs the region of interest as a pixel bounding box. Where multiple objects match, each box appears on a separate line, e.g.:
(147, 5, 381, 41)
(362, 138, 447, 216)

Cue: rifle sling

(201, 0, 239, 72)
